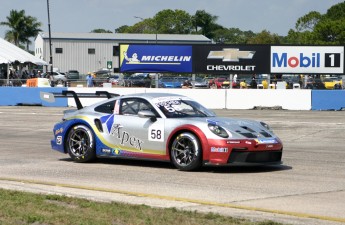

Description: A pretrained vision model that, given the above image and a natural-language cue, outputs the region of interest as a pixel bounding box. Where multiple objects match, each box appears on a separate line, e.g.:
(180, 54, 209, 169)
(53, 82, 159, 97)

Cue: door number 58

(151, 129, 162, 140)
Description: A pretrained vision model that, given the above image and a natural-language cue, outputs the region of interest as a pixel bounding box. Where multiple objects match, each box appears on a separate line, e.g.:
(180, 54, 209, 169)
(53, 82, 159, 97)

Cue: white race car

(49, 91, 283, 171)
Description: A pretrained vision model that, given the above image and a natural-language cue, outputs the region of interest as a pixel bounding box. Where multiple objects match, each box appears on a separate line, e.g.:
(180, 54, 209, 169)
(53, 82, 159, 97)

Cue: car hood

(180, 117, 276, 139)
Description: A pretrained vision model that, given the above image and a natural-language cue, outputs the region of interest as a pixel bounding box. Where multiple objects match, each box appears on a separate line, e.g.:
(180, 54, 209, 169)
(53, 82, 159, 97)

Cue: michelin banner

(120, 44, 192, 73)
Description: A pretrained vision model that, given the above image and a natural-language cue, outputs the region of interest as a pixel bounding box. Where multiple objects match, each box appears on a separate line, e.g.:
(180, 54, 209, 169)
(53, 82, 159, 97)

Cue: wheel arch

(166, 124, 210, 161)
(62, 120, 95, 153)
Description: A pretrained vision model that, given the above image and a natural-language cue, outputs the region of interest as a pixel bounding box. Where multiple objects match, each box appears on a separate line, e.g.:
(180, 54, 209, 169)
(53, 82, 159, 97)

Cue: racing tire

(56, 80, 65, 86)
(66, 125, 96, 163)
(170, 132, 202, 171)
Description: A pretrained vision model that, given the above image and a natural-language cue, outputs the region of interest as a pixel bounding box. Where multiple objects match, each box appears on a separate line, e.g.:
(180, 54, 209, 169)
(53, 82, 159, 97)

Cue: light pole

(47, 0, 53, 74)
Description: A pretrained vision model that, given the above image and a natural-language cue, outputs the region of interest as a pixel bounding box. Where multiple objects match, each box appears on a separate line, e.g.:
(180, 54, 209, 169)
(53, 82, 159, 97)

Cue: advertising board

(119, 44, 192, 73)
(271, 46, 344, 74)
(193, 45, 270, 74)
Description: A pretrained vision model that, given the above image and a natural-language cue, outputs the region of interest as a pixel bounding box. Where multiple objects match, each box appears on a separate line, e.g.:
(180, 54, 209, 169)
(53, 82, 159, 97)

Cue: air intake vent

(236, 131, 257, 138)
(94, 119, 103, 133)
(240, 126, 255, 133)
(259, 130, 272, 137)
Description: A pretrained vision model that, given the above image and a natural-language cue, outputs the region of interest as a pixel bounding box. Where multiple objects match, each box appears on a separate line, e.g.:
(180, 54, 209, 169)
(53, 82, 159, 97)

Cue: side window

(120, 99, 139, 115)
(94, 100, 116, 114)
(120, 98, 160, 117)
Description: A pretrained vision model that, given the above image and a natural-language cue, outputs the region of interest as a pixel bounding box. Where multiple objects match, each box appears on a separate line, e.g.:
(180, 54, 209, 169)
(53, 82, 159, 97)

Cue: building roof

(38, 32, 211, 43)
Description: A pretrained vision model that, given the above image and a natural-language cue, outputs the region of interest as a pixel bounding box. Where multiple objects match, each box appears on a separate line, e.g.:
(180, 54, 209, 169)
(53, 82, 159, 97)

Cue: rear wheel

(170, 132, 202, 171)
(66, 125, 95, 162)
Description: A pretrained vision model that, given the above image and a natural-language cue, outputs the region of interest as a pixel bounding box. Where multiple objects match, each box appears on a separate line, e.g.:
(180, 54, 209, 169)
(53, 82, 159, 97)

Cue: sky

(0, 0, 344, 41)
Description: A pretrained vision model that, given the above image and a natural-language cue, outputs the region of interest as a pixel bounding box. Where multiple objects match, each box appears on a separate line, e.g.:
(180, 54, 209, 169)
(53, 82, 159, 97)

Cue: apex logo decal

(207, 48, 255, 62)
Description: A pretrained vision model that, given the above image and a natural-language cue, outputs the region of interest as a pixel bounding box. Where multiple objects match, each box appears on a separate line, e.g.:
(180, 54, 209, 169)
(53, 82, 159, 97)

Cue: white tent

(0, 37, 48, 85)
(0, 37, 47, 65)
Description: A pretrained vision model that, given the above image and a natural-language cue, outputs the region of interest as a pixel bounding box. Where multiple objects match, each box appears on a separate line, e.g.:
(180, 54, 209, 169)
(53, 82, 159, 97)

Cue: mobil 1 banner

(271, 46, 344, 74)
(193, 45, 270, 74)
(119, 44, 192, 73)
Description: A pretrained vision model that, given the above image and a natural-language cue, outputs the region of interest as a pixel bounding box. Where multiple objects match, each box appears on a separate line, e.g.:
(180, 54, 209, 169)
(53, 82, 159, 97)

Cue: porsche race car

(49, 91, 283, 171)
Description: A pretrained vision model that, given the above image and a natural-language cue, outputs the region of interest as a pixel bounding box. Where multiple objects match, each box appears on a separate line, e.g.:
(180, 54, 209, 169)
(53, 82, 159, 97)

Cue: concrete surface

(0, 106, 344, 225)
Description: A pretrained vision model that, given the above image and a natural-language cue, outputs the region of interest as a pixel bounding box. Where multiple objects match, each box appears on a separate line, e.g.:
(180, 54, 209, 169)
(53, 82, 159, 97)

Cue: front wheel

(57, 79, 65, 85)
(170, 133, 202, 171)
(66, 125, 96, 162)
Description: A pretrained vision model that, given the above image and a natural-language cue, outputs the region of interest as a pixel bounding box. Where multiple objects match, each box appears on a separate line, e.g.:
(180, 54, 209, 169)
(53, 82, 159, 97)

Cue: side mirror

(138, 110, 157, 122)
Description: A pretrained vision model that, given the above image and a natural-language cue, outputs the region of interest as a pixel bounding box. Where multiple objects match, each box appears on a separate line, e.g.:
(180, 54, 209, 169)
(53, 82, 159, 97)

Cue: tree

(91, 29, 112, 33)
(115, 9, 223, 40)
(115, 25, 130, 33)
(0, 9, 42, 50)
(124, 19, 153, 33)
(154, 9, 193, 34)
(23, 15, 42, 51)
(192, 10, 220, 39)
(295, 11, 322, 32)
(315, 1, 345, 44)
(0, 9, 26, 46)
(285, 29, 315, 44)
(213, 28, 254, 44)
(325, 1, 345, 21)
(247, 30, 282, 44)
(313, 19, 345, 44)
(287, 1, 345, 45)
(125, 10, 193, 35)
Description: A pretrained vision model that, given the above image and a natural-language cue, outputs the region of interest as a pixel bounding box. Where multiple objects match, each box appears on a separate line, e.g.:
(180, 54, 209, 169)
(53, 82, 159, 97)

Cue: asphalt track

(0, 106, 344, 225)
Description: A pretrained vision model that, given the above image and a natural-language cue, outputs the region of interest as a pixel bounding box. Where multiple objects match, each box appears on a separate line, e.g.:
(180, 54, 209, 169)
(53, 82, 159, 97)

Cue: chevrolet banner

(120, 44, 192, 73)
(193, 45, 270, 74)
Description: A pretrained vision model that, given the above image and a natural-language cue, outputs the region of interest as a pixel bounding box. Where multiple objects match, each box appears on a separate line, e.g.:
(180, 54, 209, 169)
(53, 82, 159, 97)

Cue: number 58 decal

(148, 124, 164, 142)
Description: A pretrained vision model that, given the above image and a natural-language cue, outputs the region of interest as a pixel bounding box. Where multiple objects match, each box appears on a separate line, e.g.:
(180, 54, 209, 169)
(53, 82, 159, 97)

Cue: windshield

(153, 97, 216, 118)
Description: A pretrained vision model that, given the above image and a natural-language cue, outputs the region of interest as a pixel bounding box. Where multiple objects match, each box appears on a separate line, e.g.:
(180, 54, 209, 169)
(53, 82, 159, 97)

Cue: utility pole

(47, 0, 53, 74)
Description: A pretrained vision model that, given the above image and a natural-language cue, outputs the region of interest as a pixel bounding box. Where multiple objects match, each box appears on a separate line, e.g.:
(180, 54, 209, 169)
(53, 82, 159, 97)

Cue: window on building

(55, 48, 63, 54)
(88, 48, 95, 54)
(113, 46, 119, 56)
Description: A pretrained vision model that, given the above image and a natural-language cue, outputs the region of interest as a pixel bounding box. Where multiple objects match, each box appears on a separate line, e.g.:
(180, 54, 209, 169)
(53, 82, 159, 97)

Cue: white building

(34, 32, 211, 74)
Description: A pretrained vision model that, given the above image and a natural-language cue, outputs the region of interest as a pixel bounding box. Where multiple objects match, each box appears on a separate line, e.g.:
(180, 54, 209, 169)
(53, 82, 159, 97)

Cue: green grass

(0, 188, 284, 225)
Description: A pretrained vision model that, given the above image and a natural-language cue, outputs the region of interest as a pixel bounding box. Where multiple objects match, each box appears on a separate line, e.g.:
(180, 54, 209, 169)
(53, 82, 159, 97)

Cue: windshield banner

(120, 44, 192, 73)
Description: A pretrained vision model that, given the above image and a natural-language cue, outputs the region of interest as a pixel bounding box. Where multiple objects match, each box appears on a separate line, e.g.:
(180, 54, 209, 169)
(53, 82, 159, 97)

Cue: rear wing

(40, 90, 119, 110)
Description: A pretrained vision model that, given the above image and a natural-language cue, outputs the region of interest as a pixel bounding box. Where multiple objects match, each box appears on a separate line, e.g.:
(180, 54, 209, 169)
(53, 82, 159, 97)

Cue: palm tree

(192, 10, 221, 39)
(1, 9, 42, 50)
(0, 9, 26, 46)
(23, 16, 42, 51)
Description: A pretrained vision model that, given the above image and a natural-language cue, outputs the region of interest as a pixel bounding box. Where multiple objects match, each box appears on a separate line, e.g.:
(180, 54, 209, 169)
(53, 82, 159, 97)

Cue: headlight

(208, 124, 229, 138)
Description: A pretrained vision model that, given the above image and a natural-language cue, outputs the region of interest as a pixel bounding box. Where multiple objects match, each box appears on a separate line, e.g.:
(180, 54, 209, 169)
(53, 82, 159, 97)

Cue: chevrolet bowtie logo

(207, 48, 255, 62)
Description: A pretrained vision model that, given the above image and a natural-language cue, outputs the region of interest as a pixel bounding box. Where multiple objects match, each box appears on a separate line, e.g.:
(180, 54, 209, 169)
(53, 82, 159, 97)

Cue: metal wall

(39, 39, 118, 74)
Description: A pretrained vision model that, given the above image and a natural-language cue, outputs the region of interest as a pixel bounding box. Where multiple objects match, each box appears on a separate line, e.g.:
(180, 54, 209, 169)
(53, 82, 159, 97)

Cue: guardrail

(0, 86, 344, 110)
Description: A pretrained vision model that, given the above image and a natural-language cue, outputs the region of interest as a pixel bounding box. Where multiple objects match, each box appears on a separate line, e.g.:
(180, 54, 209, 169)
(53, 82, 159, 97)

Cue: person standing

(86, 72, 94, 87)
(250, 77, 257, 89)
